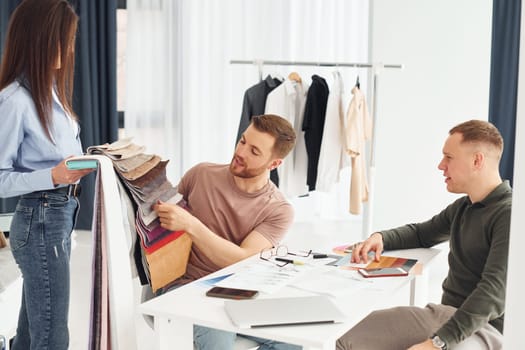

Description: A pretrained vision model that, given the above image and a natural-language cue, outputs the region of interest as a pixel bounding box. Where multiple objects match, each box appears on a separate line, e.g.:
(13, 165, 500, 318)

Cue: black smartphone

(205, 286, 259, 300)
(358, 267, 409, 278)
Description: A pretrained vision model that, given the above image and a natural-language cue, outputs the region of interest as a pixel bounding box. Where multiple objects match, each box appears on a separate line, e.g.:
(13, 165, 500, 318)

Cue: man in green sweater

(337, 120, 511, 350)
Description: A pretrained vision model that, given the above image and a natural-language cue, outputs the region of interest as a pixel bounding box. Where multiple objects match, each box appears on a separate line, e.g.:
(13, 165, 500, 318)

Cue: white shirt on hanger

(316, 71, 348, 192)
(265, 78, 309, 198)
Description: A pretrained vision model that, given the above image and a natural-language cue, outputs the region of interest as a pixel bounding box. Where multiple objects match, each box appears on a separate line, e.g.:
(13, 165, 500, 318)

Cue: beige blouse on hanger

(345, 86, 372, 215)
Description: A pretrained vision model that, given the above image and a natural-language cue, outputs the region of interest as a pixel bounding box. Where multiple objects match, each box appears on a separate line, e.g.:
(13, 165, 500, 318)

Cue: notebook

(224, 295, 346, 328)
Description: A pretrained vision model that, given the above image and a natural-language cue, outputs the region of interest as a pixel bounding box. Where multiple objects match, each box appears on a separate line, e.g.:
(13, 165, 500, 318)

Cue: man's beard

(229, 156, 268, 179)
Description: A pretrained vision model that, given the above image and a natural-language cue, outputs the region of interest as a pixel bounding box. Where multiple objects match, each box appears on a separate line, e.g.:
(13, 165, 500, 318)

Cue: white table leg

(153, 316, 193, 350)
(410, 270, 430, 307)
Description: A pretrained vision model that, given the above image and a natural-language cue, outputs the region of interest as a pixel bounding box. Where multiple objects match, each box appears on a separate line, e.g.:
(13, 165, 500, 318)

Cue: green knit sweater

(381, 181, 512, 347)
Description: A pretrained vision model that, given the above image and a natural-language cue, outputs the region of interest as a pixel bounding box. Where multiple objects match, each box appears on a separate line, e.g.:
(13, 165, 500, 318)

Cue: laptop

(224, 295, 346, 328)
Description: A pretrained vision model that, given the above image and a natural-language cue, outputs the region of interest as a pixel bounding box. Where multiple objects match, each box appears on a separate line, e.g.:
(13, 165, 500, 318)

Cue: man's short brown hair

(449, 119, 504, 158)
(251, 114, 296, 159)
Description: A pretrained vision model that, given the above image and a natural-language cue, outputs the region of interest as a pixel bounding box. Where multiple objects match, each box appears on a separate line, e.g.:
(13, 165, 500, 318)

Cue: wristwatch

(431, 334, 447, 350)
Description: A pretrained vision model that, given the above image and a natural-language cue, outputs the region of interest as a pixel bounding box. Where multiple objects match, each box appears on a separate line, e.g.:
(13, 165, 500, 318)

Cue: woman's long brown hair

(0, 0, 79, 141)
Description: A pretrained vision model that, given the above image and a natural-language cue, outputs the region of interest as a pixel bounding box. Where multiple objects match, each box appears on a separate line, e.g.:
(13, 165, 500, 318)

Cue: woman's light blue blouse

(0, 80, 83, 198)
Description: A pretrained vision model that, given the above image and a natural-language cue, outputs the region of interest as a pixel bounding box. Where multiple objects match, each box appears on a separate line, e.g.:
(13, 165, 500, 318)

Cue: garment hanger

(355, 75, 360, 89)
(271, 72, 285, 82)
(288, 71, 302, 83)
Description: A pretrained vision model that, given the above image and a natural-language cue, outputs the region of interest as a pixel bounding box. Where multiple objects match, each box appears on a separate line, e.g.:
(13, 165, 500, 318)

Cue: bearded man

(153, 114, 300, 350)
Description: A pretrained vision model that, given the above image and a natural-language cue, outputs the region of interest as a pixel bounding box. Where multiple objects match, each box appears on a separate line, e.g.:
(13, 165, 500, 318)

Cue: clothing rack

(230, 59, 403, 239)
(230, 59, 403, 81)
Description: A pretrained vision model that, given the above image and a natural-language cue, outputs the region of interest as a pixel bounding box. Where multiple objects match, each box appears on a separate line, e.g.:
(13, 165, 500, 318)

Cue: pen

(313, 254, 328, 259)
(275, 257, 304, 265)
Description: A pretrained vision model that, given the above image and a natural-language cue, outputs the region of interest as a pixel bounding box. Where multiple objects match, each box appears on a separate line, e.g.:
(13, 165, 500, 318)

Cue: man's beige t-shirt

(177, 162, 294, 283)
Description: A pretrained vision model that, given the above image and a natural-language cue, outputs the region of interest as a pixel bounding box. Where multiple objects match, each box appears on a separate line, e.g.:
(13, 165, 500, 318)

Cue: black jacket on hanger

(236, 75, 283, 185)
(302, 74, 329, 191)
(236, 75, 283, 142)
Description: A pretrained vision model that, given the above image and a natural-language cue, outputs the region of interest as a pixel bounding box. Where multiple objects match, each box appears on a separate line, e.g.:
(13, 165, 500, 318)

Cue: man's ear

(269, 159, 282, 170)
(473, 152, 485, 169)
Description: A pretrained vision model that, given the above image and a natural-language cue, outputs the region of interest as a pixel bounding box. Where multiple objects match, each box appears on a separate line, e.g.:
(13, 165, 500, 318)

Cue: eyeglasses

(259, 245, 312, 267)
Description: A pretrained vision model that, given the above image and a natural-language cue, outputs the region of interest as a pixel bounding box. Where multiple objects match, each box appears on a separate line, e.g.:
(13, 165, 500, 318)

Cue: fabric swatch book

(365, 256, 418, 272)
(332, 243, 419, 273)
(341, 256, 419, 274)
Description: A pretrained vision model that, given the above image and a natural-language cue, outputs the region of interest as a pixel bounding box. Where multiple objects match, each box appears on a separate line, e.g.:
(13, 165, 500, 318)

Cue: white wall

(369, 0, 492, 230)
(125, 1, 493, 230)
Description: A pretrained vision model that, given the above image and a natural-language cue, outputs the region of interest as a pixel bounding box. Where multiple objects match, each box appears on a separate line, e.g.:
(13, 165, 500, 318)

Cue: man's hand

(350, 232, 384, 263)
(153, 200, 198, 233)
(407, 339, 438, 350)
(51, 156, 94, 185)
(152, 200, 267, 268)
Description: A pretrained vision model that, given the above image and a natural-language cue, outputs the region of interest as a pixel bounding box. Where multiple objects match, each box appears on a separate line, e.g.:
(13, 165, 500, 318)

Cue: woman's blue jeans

(9, 191, 79, 350)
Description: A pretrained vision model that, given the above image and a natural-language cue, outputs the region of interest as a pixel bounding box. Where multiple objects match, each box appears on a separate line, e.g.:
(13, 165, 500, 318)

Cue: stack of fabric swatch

(87, 138, 192, 293)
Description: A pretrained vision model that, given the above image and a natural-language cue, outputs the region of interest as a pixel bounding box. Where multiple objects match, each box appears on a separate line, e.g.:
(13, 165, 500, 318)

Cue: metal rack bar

(230, 59, 402, 68)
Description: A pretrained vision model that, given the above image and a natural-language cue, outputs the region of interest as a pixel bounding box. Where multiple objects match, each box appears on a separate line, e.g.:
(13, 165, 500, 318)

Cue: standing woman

(0, 0, 93, 349)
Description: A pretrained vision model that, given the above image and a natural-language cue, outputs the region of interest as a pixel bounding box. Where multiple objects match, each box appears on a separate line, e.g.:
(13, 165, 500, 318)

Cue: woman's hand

(51, 156, 94, 185)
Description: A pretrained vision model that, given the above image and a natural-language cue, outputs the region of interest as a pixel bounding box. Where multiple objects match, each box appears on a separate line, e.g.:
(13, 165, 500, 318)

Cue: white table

(139, 248, 442, 350)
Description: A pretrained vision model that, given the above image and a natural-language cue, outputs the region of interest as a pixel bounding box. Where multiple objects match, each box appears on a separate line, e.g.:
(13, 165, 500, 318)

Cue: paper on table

(197, 273, 235, 287)
(296, 254, 339, 266)
(290, 267, 374, 297)
(215, 261, 312, 294)
(291, 266, 409, 297)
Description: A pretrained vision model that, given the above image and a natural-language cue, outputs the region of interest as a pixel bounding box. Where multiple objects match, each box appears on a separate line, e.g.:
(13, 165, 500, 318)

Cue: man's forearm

(186, 220, 259, 268)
